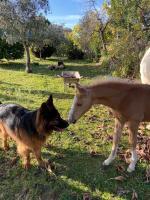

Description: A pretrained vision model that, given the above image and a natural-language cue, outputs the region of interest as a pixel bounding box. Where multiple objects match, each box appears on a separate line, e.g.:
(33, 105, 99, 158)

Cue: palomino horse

(68, 80, 150, 172)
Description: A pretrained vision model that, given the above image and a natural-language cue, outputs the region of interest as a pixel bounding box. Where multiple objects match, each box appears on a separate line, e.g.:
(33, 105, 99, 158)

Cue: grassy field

(0, 57, 149, 200)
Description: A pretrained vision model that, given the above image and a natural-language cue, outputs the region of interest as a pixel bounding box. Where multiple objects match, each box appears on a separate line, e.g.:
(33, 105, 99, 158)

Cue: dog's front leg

(34, 149, 48, 168)
(103, 118, 124, 166)
(0, 124, 9, 151)
(17, 144, 31, 169)
(127, 121, 139, 172)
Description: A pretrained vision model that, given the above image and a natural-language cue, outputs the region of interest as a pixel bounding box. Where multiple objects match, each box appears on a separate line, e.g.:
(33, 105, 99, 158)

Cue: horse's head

(68, 83, 92, 124)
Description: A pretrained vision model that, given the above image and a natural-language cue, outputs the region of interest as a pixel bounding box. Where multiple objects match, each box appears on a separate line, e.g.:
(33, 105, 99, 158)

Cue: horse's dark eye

(77, 103, 82, 106)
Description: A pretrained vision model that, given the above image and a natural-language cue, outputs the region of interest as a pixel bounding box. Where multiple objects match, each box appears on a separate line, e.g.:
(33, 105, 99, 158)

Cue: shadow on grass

(0, 85, 74, 100)
(44, 144, 149, 199)
(0, 144, 115, 200)
(0, 62, 25, 71)
(0, 141, 149, 200)
(0, 94, 34, 104)
(47, 57, 93, 64)
(0, 81, 21, 87)
(33, 63, 105, 79)
(0, 60, 107, 78)
(15, 89, 74, 100)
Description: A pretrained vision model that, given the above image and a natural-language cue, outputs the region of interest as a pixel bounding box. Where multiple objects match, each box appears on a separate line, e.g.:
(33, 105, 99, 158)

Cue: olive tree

(0, 0, 49, 72)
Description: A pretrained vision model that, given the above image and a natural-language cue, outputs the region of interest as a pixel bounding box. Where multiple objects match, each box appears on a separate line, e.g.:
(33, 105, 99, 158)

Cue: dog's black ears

(40, 102, 47, 112)
(40, 95, 54, 113)
(46, 95, 53, 105)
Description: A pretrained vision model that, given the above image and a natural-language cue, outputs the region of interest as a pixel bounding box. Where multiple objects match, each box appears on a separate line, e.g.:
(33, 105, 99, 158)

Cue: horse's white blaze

(68, 96, 77, 123)
(127, 150, 138, 172)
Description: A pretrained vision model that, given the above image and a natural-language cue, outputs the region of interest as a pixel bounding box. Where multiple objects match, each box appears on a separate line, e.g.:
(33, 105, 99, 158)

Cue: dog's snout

(61, 119, 69, 128)
(65, 121, 69, 127)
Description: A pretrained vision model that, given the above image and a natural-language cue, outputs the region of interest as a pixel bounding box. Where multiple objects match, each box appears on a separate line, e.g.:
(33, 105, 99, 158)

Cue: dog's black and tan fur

(0, 95, 68, 169)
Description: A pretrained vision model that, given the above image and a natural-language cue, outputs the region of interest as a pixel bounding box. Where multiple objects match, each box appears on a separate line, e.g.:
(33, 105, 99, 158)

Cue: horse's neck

(89, 84, 124, 109)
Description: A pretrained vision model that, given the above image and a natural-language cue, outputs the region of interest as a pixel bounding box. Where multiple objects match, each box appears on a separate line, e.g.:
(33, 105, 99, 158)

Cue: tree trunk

(40, 50, 42, 60)
(99, 29, 107, 53)
(24, 44, 32, 73)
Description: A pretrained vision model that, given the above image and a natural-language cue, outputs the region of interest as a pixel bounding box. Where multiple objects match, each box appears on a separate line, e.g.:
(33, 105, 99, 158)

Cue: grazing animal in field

(0, 95, 68, 169)
(140, 47, 150, 84)
(68, 80, 150, 172)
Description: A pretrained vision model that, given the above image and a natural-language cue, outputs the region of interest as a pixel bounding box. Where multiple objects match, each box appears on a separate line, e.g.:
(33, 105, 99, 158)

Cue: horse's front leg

(127, 121, 139, 172)
(103, 118, 124, 166)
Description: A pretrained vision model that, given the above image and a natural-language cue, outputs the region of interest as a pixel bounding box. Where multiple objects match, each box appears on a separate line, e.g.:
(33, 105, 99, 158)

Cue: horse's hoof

(103, 160, 110, 166)
(127, 166, 135, 173)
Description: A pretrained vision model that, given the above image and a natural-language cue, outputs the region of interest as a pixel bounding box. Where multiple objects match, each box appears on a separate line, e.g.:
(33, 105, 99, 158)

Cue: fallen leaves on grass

(136, 132, 150, 161)
(72, 136, 81, 142)
(88, 115, 99, 122)
(83, 140, 91, 145)
(69, 131, 76, 136)
(131, 190, 138, 200)
(108, 176, 126, 181)
(10, 156, 19, 166)
(83, 192, 91, 200)
(124, 149, 131, 164)
(90, 131, 113, 142)
(91, 131, 102, 139)
(97, 122, 106, 131)
(116, 164, 126, 173)
(106, 135, 113, 141)
(89, 150, 101, 157)
(118, 132, 150, 163)
(116, 187, 130, 197)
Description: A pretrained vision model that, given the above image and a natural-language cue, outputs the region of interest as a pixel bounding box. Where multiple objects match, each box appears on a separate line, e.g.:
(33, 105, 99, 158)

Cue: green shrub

(31, 46, 56, 59)
(0, 39, 24, 59)
(6, 43, 24, 59)
(67, 44, 84, 60)
(0, 39, 7, 59)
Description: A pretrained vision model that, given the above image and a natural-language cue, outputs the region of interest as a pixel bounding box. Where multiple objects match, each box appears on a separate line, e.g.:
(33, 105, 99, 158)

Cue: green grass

(0, 57, 149, 200)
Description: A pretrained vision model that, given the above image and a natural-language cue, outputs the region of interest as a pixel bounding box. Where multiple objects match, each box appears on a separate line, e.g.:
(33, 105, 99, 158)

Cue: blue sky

(47, 0, 103, 28)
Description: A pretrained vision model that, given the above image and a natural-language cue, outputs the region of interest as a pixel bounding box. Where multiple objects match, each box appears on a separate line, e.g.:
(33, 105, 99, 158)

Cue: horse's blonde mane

(84, 76, 140, 88)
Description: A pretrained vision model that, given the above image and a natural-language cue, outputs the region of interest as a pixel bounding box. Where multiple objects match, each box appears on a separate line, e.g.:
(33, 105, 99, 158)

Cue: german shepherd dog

(0, 95, 68, 169)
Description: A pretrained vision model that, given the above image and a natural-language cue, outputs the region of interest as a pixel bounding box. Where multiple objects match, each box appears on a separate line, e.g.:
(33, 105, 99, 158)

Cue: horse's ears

(75, 83, 87, 94)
